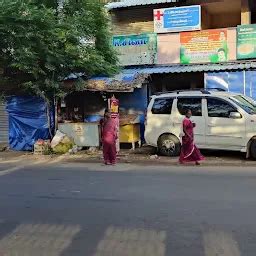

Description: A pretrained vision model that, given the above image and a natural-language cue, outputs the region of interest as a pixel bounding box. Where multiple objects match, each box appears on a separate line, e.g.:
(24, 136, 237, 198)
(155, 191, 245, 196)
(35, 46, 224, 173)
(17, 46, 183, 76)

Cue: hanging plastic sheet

(6, 96, 54, 151)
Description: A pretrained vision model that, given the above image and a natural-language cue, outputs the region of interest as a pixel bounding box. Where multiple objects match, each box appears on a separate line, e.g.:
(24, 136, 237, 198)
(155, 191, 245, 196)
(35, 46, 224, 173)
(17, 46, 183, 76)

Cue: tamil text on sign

(180, 29, 228, 64)
(237, 24, 256, 60)
(154, 5, 201, 34)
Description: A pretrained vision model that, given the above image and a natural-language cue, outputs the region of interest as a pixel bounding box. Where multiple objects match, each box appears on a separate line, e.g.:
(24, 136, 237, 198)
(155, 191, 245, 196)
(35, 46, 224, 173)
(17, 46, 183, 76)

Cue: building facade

(106, 0, 256, 97)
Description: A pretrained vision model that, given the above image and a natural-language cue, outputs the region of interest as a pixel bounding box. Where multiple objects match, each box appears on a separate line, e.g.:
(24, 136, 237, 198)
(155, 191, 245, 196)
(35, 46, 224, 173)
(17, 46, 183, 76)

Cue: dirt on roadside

(0, 146, 255, 167)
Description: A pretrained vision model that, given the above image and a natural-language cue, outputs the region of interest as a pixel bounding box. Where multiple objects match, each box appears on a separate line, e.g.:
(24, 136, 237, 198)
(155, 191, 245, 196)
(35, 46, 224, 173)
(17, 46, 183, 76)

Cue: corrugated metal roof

(124, 62, 256, 74)
(68, 62, 256, 92)
(106, 0, 179, 10)
(90, 71, 138, 83)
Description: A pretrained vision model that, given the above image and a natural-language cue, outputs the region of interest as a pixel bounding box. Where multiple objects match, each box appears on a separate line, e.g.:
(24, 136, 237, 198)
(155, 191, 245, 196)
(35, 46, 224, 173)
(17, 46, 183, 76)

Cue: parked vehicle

(145, 89, 256, 158)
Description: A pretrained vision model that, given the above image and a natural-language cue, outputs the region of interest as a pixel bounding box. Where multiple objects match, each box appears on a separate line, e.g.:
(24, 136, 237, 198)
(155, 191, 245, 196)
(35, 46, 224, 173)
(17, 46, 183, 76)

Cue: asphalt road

(0, 163, 256, 256)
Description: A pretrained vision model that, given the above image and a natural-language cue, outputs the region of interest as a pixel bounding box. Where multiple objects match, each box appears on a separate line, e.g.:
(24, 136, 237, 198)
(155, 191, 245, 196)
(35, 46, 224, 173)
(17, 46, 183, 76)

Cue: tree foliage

(0, 0, 118, 100)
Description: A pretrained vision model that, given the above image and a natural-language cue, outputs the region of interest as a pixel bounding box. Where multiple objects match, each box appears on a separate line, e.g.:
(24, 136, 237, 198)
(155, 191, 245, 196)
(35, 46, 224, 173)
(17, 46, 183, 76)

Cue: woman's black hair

(185, 109, 191, 115)
(218, 48, 225, 53)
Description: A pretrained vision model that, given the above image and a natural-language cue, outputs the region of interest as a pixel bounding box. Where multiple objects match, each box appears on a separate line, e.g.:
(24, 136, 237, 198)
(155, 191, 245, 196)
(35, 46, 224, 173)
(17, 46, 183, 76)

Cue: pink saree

(179, 117, 204, 164)
(102, 118, 118, 165)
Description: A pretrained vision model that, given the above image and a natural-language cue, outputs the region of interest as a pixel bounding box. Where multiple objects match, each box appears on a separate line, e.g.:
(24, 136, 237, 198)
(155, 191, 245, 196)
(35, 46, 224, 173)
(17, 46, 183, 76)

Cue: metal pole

(243, 70, 246, 95)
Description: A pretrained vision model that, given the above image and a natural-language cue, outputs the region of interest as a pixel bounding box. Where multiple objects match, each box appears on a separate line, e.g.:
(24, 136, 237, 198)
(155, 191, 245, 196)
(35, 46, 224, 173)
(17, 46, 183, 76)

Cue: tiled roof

(106, 0, 179, 10)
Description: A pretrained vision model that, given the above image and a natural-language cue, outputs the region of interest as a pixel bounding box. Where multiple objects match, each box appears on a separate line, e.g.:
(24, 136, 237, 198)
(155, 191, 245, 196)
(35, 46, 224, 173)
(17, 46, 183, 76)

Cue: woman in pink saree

(179, 109, 204, 165)
(102, 112, 118, 165)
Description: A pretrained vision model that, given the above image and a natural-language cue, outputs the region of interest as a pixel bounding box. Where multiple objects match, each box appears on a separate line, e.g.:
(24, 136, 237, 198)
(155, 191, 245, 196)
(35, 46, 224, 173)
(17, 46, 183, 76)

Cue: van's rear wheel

(158, 134, 181, 157)
(250, 139, 256, 159)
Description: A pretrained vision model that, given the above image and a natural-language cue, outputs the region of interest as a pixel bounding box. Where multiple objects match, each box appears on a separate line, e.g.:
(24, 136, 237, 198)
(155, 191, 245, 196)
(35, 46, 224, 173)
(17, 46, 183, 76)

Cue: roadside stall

(59, 72, 148, 149)
(57, 94, 102, 148)
(108, 96, 141, 150)
(119, 113, 141, 150)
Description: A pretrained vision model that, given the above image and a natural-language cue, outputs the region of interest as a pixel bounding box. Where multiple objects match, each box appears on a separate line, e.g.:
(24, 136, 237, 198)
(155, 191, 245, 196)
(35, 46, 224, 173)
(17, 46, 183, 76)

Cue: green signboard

(237, 24, 256, 60)
(112, 33, 157, 66)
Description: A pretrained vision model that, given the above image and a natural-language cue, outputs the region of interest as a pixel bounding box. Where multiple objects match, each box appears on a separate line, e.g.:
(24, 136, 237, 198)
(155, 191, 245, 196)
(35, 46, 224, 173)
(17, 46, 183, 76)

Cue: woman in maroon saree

(179, 109, 204, 165)
(102, 112, 118, 165)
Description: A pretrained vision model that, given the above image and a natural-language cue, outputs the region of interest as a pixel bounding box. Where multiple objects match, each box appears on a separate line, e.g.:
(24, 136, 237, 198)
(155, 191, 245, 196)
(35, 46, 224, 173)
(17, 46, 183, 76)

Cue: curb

(1, 153, 256, 167)
(63, 157, 256, 167)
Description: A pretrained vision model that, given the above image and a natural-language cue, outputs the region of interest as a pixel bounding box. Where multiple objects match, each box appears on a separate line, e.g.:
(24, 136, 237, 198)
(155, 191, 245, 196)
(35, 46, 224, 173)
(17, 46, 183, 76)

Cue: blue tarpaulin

(6, 96, 54, 151)
(205, 71, 256, 100)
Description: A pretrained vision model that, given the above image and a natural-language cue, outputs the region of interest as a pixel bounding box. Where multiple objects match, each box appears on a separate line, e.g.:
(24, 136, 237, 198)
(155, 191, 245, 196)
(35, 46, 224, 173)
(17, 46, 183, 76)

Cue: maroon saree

(179, 117, 204, 164)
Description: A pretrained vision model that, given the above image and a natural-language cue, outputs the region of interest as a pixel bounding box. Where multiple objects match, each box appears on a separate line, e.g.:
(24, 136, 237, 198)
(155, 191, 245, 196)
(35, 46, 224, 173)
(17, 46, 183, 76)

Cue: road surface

(0, 162, 255, 256)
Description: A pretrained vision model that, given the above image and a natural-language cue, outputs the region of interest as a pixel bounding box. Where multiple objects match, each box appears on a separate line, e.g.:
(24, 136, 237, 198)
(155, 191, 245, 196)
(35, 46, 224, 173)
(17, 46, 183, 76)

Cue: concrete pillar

(241, 0, 251, 25)
(201, 6, 211, 30)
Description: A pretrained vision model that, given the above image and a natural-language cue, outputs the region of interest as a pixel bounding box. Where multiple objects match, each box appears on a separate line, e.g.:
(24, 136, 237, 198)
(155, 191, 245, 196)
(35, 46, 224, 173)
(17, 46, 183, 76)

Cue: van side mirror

(229, 112, 242, 119)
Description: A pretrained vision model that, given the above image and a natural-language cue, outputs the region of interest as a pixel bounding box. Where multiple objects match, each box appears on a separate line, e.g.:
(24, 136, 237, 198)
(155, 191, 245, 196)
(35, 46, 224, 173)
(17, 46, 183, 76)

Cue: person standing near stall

(108, 95, 120, 153)
(102, 111, 118, 165)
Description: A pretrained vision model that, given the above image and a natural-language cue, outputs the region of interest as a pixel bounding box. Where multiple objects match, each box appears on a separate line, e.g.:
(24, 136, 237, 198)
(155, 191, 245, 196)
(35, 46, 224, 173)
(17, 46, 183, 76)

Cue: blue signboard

(154, 5, 201, 33)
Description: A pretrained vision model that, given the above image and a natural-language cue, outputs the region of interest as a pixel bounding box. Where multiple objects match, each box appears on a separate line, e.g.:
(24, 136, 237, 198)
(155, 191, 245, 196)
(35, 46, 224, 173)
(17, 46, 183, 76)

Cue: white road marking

(0, 159, 50, 177)
(0, 166, 24, 177)
(70, 190, 80, 193)
(203, 230, 241, 256)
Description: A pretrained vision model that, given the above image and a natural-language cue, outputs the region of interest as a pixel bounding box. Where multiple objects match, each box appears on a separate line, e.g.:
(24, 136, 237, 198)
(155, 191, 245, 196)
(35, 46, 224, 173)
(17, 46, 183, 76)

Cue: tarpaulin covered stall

(6, 96, 54, 151)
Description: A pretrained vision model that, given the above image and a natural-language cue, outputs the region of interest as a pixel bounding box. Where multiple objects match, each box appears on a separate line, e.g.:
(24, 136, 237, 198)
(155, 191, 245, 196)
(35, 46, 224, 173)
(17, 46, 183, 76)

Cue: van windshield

(230, 95, 256, 115)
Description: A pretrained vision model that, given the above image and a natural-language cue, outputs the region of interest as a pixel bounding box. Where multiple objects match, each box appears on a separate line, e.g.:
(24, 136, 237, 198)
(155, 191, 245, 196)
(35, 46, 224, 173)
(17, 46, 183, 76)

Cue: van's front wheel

(158, 134, 181, 157)
(250, 139, 256, 159)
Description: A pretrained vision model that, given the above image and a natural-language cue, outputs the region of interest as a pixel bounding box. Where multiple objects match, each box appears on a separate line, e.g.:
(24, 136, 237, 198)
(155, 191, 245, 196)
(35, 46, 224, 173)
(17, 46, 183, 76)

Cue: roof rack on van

(154, 89, 211, 95)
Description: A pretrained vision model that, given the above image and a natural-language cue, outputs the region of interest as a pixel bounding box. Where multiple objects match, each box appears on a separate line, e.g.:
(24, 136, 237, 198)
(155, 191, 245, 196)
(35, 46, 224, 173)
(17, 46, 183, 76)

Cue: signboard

(108, 96, 119, 118)
(73, 124, 83, 136)
(237, 24, 256, 60)
(112, 33, 157, 66)
(154, 5, 201, 34)
(180, 29, 228, 64)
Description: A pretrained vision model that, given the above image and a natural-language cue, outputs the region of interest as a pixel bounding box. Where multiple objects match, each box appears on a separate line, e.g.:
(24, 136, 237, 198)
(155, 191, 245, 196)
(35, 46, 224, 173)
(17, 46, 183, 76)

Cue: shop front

(59, 71, 149, 149)
(205, 24, 256, 98)
(115, 24, 256, 97)
(65, 19, 256, 148)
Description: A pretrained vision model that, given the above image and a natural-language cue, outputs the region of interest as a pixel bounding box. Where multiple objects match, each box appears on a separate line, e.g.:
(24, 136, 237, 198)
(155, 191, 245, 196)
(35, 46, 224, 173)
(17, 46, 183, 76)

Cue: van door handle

(208, 123, 215, 127)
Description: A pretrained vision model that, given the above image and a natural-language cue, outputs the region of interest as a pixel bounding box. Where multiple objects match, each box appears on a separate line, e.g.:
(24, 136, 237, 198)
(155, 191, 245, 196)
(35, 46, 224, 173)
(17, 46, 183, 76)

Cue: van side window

(177, 98, 202, 116)
(151, 98, 173, 114)
(207, 98, 236, 118)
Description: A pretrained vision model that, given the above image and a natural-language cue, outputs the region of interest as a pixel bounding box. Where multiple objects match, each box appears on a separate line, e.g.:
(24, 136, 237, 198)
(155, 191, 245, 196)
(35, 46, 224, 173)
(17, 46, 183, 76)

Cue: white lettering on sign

(113, 38, 148, 47)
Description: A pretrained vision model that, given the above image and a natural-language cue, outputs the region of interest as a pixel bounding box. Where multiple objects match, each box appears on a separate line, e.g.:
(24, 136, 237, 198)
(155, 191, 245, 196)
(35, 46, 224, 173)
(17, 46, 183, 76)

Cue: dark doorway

(150, 72, 204, 94)
(252, 11, 256, 24)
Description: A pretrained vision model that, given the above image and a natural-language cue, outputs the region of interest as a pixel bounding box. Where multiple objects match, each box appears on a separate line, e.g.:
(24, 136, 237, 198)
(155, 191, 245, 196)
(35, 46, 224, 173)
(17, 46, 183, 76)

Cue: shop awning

(106, 0, 179, 10)
(86, 71, 149, 92)
(123, 61, 256, 74)
(66, 62, 256, 92)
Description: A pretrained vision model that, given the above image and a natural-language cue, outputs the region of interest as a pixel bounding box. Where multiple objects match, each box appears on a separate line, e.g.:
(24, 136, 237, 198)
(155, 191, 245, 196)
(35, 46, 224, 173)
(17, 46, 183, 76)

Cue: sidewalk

(0, 146, 256, 167)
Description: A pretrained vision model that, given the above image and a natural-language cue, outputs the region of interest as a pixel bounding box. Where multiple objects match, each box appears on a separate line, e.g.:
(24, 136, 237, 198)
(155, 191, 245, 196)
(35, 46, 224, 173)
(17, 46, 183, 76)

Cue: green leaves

(0, 0, 118, 99)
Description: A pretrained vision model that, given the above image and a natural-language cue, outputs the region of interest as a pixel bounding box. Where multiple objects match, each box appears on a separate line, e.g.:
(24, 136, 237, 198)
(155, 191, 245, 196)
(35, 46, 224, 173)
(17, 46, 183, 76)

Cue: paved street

(0, 162, 256, 255)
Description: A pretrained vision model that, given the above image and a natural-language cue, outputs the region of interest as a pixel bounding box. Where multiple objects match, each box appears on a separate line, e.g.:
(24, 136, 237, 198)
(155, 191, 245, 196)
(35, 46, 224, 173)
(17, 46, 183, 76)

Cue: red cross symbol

(154, 10, 163, 21)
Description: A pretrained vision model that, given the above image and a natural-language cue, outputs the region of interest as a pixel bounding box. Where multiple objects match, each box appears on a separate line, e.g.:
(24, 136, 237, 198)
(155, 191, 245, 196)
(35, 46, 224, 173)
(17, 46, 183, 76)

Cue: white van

(145, 89, 256, 159)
